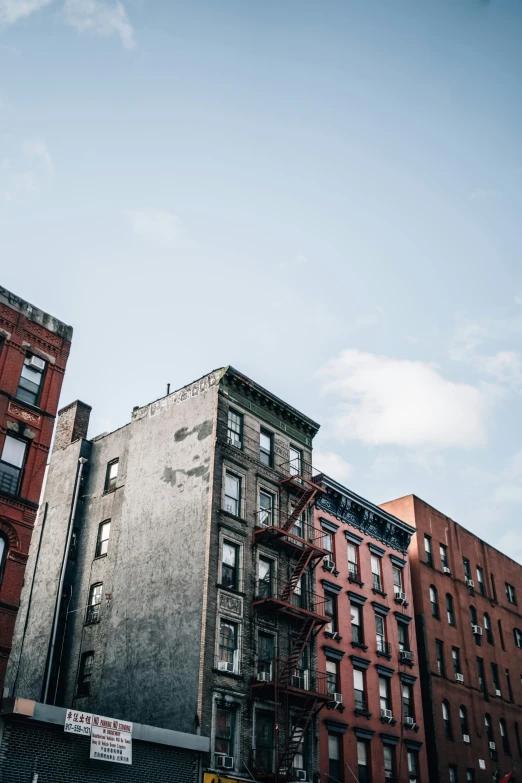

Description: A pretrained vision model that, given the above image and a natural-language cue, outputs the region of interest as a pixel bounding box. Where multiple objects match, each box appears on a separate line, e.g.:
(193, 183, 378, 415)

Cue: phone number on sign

(65, 722, 91, 735)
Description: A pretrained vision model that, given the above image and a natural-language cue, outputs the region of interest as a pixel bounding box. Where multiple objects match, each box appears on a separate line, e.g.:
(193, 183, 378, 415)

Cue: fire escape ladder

(280, 550, 314, 603)
(277, 703, 317, 775)
(281, 488, 317, 533)
(280, 617, 317, 684)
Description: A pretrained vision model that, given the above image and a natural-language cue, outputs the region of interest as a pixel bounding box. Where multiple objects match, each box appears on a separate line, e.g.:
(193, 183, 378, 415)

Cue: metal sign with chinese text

(64, 710, 92, 736)
(90, 714, 132, 765)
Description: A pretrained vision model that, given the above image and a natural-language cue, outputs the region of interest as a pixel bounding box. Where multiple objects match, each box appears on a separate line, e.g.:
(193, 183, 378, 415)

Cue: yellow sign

(204, 773, 243, 783)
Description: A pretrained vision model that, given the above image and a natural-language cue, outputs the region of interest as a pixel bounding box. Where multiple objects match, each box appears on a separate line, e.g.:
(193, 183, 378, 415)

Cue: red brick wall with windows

(381, 494, 522, 783)
(314, 486, 429, 783)
(0, 289, 72, 689)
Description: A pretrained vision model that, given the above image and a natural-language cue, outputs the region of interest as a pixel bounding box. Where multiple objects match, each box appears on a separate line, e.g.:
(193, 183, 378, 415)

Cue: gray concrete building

(5, 366, 329, 783)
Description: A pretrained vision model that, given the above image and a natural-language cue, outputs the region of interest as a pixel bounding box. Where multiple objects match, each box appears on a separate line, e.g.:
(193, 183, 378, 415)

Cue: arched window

(500, 719, 511, 755)
(485, 714, 494, 743)
(0, 534, 7, 587)
(442, 700, 452, 739)
(446, 594, 455, 626)
(460, 706, 469, 737)
(430, 586, 439, 618)
(514, 628, 522, 649)
(484, 613, 494, 644)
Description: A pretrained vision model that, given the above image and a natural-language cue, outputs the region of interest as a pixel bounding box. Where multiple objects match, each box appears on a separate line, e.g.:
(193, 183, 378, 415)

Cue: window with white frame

(353, 669, 366, 712)
(0, 435, 27, 496)
(214, 703, 236, 762)
(348, 543, 360, 581)
(257, 632, 274, 678)
(371, 555, 383, 592)
(104, 459, 119, 492)
(95, 520, 110, 557)
(221, 541, 240, 590)
(218, 619, 239, 672)
(326, 659, 338, 694)
(227, 409, 243, 448)
(259, 429, 273, 467)
(258, 557, 273, 600)
(289, 446, 302, 476)
(392, 565, 403, 596)
(424, 535, 433, 566)
(16, 354, 46, 406)
(224, 472, 241, 517)
(259, 489, 274, 526)
(375, 614, 387, 654)
(86, 583, 103, 624)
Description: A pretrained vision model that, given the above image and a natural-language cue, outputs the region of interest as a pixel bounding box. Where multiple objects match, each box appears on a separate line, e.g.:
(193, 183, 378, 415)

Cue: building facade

(6, 366, 336, 783)
(314, 477, 429, 783)
(381, 495, 522, 783)
(0, 285, 72, 690)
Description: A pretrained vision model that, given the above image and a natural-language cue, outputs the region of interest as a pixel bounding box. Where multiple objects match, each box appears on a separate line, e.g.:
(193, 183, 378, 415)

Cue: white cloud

(314, 450, 353, 483)
(128, 208, 199, 250)
(451, 316, 522, 392)
(320, 349, 488, 449)
(63, 0, 134, 49)
(0, 0, 54, 26)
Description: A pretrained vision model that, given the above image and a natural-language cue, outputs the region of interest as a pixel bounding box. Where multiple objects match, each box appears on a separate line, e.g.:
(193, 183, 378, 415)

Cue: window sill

(93, 554, 108, 561)
(372, 588, 387, 598)
(220, 509, 246, 525)
(84, 619, 100, 627)
(404, 722, 420, 733)
(216, 584, 246, 598)
(354, 709, 372, 720)
(376, 650, 392, 661)
(324, 632, 342, 643)
(348, 577, 364, 588)
(212, 667, 242, 679)
(380, 716, 397, 727)
(351, 642, 368, 652)
(323, 565, 340, 577)
(103, 486, 122, 496)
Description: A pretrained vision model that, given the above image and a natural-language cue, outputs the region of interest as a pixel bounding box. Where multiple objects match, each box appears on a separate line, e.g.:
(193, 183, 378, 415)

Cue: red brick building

(0, 285, 72, 688)
(381, 495, 522, 783)
(314, 475, 429, 783)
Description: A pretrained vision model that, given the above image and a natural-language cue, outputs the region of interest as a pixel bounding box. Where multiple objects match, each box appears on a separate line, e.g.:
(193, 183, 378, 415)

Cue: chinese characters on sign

(89, 714, 133, 765)
(64, 710, 92, 736)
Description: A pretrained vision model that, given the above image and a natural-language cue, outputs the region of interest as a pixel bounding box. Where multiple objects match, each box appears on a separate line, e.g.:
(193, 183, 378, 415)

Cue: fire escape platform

(252, 525, 328, 559)
(251, 597, 328, 625)
(250, 680, 331, 706)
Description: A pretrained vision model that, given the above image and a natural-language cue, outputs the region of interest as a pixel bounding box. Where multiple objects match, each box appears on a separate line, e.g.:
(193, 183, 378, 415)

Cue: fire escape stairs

(279, 617, 317, 685)
(280, 549, 314, 603)
(281, 488, 318, 533)
(277, 705, 317, 776)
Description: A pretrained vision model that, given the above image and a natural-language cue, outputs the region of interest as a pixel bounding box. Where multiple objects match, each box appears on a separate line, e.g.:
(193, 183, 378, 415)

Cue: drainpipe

(43, 456, 87, 704)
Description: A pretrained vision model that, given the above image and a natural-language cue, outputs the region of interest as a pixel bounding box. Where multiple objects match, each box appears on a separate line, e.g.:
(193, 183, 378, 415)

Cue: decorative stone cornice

(315, 476, 414, 554)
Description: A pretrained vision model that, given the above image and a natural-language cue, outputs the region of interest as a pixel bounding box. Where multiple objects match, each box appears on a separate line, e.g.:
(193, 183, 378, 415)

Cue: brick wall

(0, 719, 200, 783)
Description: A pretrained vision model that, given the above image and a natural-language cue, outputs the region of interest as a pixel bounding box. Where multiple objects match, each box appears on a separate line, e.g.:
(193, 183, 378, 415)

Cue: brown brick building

(381, 495, 522, 783)
(314, 476, 429, 783)
(0, 285, 72, 689)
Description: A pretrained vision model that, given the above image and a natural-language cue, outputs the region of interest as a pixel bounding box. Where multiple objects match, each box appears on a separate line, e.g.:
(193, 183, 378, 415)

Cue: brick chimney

(53, 400, 92, 452)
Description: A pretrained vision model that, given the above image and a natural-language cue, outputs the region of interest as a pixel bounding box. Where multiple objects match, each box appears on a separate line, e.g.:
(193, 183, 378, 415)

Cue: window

(353, 669, 367, 712)
(515, 722, 522, 759)
(379, 676, 391, 714)
(0, 435, 27, 496)
(499, 620, 506, 650)
(449, 765, 458, 783)
(348, 543, 360, 582)
(398, 622, 409, 653)
(218, 619, 238, 672)
(435, 639, 445, 676)
(452, 647, 461, 675)
(466, 772, 475, 783)
(104, 459, 119, 492)
(215, 704, 235, 759)
(291, 575, 304, 609)
(375, 614, 388, 655)
(357, 740, 370, 783)
(460, 706, 469, 737)
(408, 751, 419, 783)
(351, 604, 364, 645)
(424, 535, 433, 566)
(402, 682, 414, 720)
(506, 583, 517, 605)
(224, 472, 241, 516)
(255, 711, 274, 773)
(328, 734, 341, 783)
(290, 506, 304, 540)
(446, 594, 455, 626)
(484, 613, 493, 645)
(371, 555, 383, 592)
(485, 714, 494, 744)
(258, 557, 273, 599)
(442, 700, 453, 739)
(16, 354, 46, 406)
(77, 651, 94, 696)
(0, 534, 7, 586)
(392, 565, 403, 596)
(506, 669, 514, 702)
(259, 429, 273, 467)
(490, 573, 497, 602)
(514, 628, 522, 649)
(476, 658, 486, 694)
(257, 633, 274, 678)
(383, 745, 395, 783)
(430, 586, 439, 618)
(324, 592, 338, 635)
(470, 606, 481, 645)
(440, 544, 449, 570)
(491, 663, 501, 695)
(292, 723, 306, 772)
(326, 659, 338, 695)
(259, 490, 274, 527)
(288, 446, 302, 477)
(221, 541, 239, 590)
(86, 583, 102, 624)
(95, 520, 110, 558)
(227, 409, 242, 448)
(322, 530, 334, 558)
(463, 558, 471, 581)
(476, 567, 485, 596)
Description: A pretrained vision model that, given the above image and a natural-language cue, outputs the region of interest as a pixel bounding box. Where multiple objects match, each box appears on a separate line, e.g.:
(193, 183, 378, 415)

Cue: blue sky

(1, 0, 521, 557)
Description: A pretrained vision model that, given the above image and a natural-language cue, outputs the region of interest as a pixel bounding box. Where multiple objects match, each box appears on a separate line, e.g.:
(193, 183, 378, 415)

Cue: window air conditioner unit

(455, 673, 464, 683)
(216, 755, 234, 770)
(494, 688, 501, 697)
(323, 558, 335, 571)
(472, 625, 483, 636)
(333, 693, 343, 705)
(217, 661, 235, 673)
(26, 355, 45, 371)
(443, 566, 451, 575)
(466, 578, 475, 588)
(400, 650, 413, 661)
(381, 709, 393, 722)
(395, 591, 407, 603)
(257, 671, 271, 682)
(405, 717, 416, 728)
(489, 742, 496, 751)
(462, 734, 470, 744)
(329, 631, 339, 640)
